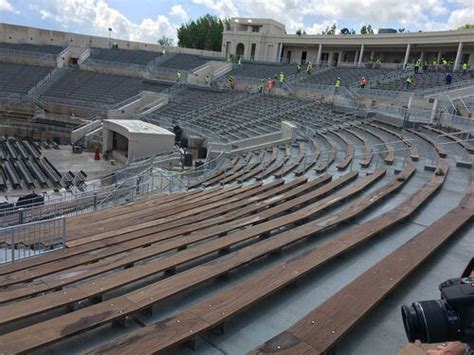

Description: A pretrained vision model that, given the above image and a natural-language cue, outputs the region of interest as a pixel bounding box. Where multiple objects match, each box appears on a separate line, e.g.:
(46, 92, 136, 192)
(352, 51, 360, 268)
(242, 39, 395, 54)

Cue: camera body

(401, 277, 474, 346)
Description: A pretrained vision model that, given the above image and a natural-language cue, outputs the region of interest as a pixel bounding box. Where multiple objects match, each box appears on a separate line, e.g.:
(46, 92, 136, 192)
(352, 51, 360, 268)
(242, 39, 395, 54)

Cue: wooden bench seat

(314, 133, 337, 173)
(369, 122, 420, 161)
(86, 164, 423, 355)
(0, 169, 391, 353)
(342, 128, 373, 168)
(407, 129, 448, 158)
(360, 125, 395, 165)
(254, 171, 471, 355)
(332, 130, 354, 171)
(294, 137, 320, 176)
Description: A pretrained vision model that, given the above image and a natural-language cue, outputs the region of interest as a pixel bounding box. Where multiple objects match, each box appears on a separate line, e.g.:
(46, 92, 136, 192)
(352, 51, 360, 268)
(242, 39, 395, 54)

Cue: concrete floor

(43, 145, 125, 181)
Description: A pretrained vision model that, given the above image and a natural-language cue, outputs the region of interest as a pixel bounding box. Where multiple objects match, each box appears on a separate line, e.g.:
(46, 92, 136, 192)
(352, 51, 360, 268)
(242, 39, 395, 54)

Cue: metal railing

(0, 217, 66, 264)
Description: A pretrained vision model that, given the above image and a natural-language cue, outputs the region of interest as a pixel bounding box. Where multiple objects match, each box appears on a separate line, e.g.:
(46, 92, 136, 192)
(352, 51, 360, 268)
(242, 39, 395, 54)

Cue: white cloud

(33, 0, 179, 42)
(170, 4, 188, 21)
(192, 0, 239, 17)
(0, 0, 17, 13)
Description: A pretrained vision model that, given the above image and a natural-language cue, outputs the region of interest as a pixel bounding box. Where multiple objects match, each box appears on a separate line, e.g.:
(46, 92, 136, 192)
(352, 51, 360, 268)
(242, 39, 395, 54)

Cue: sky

(0, 0, 473, 44)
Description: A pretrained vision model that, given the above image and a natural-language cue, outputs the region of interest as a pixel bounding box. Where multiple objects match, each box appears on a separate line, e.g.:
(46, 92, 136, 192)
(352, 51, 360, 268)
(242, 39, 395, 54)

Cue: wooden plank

(279, 142, 305, 177)
(331, 131, 354, 171)
(369, 122, 419, 161)
(342, 128, 373, 168)
(424, 125, 474, 154)
(407, 129, 447, 158)
(314, 133, 337, 173)
(0, 181, 280, 287)
(261, 180, 473, 355)
(88, 164, 421, 355)
(0, 177, 324, 304)
(0, 170, 386, 353)
(361, 125, 395, 165)
(294, 137, 320, 176)
(67, 184, 243, 241)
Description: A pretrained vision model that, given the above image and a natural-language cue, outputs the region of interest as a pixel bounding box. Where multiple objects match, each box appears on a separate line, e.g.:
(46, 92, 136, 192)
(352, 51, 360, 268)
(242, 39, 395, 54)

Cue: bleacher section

(158, 53, 215, 70)
(87, 48, 161, 65)
(0, 62, 53, 94)
(302, 67, 397, 86)
(373, 70, 473, 91)
(41, 69, 172, 106)
(0, 42, 64, 55)
(229, 61, 298, 79)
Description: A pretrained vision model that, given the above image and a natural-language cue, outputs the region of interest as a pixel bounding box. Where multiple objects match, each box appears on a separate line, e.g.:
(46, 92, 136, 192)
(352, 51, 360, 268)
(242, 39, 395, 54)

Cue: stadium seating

(0, 42, 64, 55)
(41, 69, 172, 106)
(228, 61, 298, 79)
(158, 53, 215, 70)
(300, 67, 397, 86)
(0, 61, 52, 94)
(87, 48, 161, 65)
(373, 70, 473, 91)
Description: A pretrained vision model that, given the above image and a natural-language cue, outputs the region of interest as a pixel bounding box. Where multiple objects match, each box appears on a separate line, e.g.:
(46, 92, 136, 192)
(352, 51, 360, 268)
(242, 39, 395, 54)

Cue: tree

(457, 24, 474, 30)
(340, 28, 356, 35)
(360, 24, 374, 34)
(398, 28, 405, 33)
(157, 36, 173, 47)
(322, 23, 337, 35)
(177, 14, 225, 51)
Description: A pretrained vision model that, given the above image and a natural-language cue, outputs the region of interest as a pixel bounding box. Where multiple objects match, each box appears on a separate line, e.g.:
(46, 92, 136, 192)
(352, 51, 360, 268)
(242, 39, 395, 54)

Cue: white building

(102, 120, 174, 163)
(222, 18, 474, 70)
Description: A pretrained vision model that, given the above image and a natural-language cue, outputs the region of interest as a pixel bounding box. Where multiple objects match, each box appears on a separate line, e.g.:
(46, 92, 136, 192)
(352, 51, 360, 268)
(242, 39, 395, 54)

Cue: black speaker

(184, 153, 193, 167)
(198, 147, 207, 159)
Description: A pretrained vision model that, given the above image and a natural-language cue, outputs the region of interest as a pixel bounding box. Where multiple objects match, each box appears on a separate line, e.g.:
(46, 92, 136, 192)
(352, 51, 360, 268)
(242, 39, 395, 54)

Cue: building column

(358, 44, 365, 67)
(337, 51, 343, 66)
(277, 42, 284, 63)
(419, 51, 425, 62)
(328, 52, 334, 66)
(316, 44, 322, 65)
(354, 50, 359, 65)
(437, 51, 442, 64)
(454, 42, 463, 71)
(370, 50, 375, 60)
(403, 43, 411, 68)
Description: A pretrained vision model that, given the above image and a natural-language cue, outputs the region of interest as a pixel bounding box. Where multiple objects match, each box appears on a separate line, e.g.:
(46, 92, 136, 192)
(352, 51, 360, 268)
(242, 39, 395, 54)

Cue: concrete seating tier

(0, 42, 65, 55)
(88, 48, 161, 65)
(301, 67, 396, 86)
(373, 71, 473, 91)
(41, 69, 171, 106)
(159, 54, 214, 70)
(0, 61, 52, 94)
(229, 62, 298, 79)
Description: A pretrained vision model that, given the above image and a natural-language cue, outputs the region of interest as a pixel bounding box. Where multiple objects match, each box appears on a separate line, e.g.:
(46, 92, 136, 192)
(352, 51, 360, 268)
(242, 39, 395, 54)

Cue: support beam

(337, 51, 343, 66)
(403, 43, 411, 68)
(370, 51, 375, 60)
(358, 44, 365, 67)
(316, 44, 322, 65)
(454, 42, 463, 71)
(437, 51, 442, 64)
(354, 51, 359, 65)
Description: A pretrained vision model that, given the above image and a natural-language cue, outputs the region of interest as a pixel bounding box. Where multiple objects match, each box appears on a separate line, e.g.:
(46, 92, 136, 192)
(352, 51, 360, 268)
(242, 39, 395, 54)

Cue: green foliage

(322, 23, 337, 35)
(177, 14, 225, 51)
(360, 24, 374, 34)
(457, 24, 474, 30)
(340, 28, 356, 35)
(157, 36, 173, 47)
(398, 28, 405, 33)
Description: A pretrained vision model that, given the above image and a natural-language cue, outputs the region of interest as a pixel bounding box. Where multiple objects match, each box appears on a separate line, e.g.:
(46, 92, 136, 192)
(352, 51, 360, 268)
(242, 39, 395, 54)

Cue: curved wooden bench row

(360, 126, 395, 165)
(87, 164, 421, 355)
(0, 171, 387, 353)
(254, 167, 471, 355)
(0, 174, 358, 327)
(315, 133, 337, 173)
(258, 146, 292, 180)
(342, 128, 373, 168)
(0, 180, 287, 286)
(204, 153, 253, 187)
(294, 137, 320, 177)
(424, 125, 474, 154)
(331, 130, 354, 171)
(0, 177, 327, 303)
(368, 122, 420, 161)
(275, 143, 305, 178)
(0, 181, 277, 278)
(67, 184, 244, 241)
(189, 155, 241, 189)
(407, 129, 447, 158)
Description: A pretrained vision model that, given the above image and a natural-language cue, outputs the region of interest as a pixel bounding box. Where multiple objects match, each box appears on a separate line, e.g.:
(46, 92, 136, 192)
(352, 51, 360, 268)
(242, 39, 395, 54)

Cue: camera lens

(401, 300, 461, 343)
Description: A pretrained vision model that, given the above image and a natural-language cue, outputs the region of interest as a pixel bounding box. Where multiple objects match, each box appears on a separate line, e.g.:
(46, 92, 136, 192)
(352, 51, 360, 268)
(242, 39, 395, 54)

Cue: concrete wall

(0, 23, 224, 58)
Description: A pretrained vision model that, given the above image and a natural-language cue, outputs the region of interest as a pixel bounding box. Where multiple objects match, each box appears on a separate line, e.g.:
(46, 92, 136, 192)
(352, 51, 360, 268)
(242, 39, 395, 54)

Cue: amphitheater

(0, 19, 473, 355)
